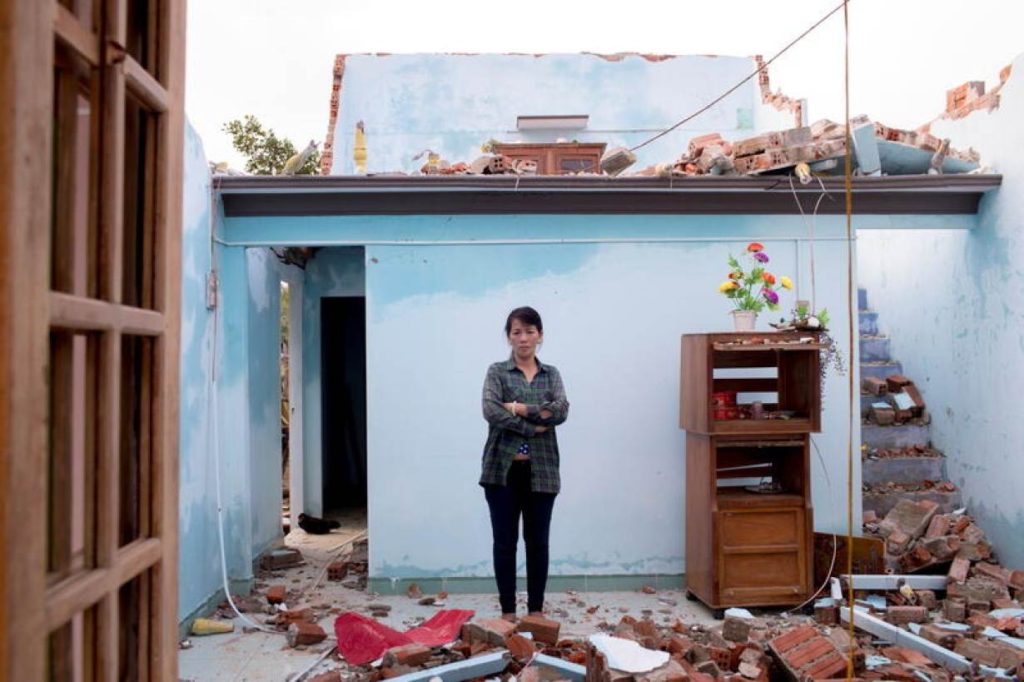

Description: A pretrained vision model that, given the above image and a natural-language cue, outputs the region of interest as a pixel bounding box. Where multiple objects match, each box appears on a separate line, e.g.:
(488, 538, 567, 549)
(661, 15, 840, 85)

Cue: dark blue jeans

(484, 460, 556, 614)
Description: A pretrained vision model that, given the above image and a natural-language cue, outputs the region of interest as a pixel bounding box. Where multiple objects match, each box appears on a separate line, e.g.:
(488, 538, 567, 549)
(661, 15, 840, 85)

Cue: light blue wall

(858, 54, 1024, 569)
(330, 53, 802, 175)
(301, 248, 365, 516)
(178, 123, 222, 621)
(246, 248, 295, 556)
(178, 127, 296, 622)
(223, 214, 865, 580)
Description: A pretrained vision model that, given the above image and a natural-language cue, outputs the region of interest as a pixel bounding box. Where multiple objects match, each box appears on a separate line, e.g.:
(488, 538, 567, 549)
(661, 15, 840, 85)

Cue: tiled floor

(179, 521, 719, 681)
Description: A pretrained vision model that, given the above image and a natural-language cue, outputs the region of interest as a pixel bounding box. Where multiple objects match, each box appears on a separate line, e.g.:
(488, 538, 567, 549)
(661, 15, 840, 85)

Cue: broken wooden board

(814, 533, 884, 588)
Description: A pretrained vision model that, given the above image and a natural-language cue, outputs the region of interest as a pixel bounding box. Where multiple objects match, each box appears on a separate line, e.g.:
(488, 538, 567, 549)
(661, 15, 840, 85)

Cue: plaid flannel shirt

(479, 357, 569, 494)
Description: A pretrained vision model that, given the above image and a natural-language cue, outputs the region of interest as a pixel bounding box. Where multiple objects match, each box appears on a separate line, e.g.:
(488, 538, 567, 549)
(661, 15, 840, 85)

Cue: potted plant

(718, 242, 793, 331)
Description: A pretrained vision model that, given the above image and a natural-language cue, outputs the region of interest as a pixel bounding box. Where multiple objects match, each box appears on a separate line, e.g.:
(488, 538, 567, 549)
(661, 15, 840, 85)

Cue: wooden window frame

(1, 0, 186, 679)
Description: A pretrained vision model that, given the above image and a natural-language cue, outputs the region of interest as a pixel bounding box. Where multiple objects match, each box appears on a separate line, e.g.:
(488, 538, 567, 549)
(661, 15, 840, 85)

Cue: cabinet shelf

(681, 333, 818, 610)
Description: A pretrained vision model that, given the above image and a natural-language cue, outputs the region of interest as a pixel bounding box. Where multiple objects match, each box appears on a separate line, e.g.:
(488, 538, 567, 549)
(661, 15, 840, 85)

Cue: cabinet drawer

(719, 508, 801, 547)
(720, 550, 806, 601)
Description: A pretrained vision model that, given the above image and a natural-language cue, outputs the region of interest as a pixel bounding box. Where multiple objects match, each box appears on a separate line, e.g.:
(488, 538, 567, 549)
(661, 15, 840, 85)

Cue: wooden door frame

(1, 1, 53, 678)
(282, 268, 305, 531)
(0, 1, 187, 678)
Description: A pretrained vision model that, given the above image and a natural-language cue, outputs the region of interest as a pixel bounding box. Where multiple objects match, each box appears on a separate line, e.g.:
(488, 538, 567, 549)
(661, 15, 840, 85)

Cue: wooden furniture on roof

(493, 142, 606, 175)
(680, 332, 823, 615)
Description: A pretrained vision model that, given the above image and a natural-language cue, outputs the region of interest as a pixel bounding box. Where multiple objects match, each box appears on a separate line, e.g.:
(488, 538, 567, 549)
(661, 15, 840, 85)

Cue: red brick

(1010, 570, 1024, 590)
(885, 374, 912, 392)
(462, 618, 516, 647)
(880, 500, 938, 541)
(882, 646, 932, 667)
(688, 133, 725, 159)
(885, 606, 928, 625)
(954, 638, 1002, 667)
(903, 383, 925, 414)
(265, 585, 287, 604)
(384, 643, 432, 667)
(803, 651, 847, 679)
(705, 646, 730, 670)
(861, 377, 888, 396)
(634, 619, 659, 638)
(308, 673, 342, 682)
(960, 523, 986, 544)
(925, 515, 950, 538)
(919, 624, 961, 649)
(916, 589, 937, 610)
(814, 603, 839, 626)
(948, 556, 970, 583)
(785, 638, 834, 669)
(973, 562, 1012, 586)
(505, 633, 536, 661)
(272, 608, 314, 626)
(287, 622, 327, 647)
(327, 561, 349, 581)
(922, 535, 958, 560)
(871, 404, 896, 426)
(638, 659, 688, 682)
(722, 616, 751, 642)
(886, 529, 910, 554)
(899, 545, 934, 572)
(260, 548, 303, 570)
(770, 626, 817, 654)
(517, 615, 560, 645)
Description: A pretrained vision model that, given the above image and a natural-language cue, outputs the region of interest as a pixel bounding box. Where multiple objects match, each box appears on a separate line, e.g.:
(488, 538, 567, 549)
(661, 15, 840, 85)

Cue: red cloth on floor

(333, 609, 475, 665)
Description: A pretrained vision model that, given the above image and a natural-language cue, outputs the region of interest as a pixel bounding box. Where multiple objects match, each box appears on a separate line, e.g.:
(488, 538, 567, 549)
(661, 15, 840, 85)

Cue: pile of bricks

(419, 154, 541, 176)
(861, 499, 1002, 573)
(863, 373, 927, 426)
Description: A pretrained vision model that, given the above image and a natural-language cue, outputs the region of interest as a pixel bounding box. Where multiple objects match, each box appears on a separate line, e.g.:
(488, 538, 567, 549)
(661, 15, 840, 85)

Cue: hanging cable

(569, 0, 851, 175)
(628, 1, 849, 154)
(842, 2, 857, 680)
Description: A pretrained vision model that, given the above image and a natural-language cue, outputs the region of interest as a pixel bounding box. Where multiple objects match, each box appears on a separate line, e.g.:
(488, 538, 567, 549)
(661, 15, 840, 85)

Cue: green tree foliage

(223, 115, 320, 175)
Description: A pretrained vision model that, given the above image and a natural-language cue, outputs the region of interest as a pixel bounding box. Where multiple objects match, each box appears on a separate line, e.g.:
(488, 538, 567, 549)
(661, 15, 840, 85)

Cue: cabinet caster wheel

(711, 608, 726, 620)
(685, 590, 699, 602)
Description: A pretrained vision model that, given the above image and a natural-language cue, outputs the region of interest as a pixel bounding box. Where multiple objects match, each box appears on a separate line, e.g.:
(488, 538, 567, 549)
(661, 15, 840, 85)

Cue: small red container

(712, 407, 739, 420)
(711, 391, 737, 408)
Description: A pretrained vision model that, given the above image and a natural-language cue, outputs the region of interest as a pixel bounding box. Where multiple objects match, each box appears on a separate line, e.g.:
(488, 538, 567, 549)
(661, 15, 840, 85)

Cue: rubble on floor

(184, 517, 1024, 681)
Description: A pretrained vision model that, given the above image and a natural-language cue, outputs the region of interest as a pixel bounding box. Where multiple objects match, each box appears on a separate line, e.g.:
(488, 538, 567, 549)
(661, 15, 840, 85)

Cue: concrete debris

(402, 118, 982, 178)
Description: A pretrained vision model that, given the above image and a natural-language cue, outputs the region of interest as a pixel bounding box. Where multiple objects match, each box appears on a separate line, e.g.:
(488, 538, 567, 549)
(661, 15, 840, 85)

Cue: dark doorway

(321, 297, 367, 513)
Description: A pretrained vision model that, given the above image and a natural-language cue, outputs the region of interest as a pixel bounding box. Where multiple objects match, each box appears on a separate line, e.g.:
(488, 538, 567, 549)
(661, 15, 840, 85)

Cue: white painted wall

(858, 53, 1024, 569)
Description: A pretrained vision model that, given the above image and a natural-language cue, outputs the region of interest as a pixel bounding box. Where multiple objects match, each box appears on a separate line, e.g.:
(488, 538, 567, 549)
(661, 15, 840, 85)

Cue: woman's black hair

(505, 306, 543, 336)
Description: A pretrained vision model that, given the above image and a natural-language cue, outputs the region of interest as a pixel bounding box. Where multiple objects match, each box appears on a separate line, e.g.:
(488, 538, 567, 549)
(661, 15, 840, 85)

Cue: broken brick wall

(326, 53, 803, 175)
(857, 52, 1024, 569)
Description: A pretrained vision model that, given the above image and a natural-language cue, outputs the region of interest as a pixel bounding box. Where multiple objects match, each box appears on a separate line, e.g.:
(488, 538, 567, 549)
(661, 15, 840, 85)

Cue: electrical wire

(560, 0, 850, 177)
(627, 1, 848, 155)
(842, 2, 857, 680)
(785, 437, 838, 614)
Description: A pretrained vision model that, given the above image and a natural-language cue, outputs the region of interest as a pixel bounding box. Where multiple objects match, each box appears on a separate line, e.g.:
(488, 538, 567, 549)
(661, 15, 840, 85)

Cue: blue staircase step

(862, 423, 930, 449)
(863, 488, 963, 518)
(860, 336, 891, 362)
(859, 310, 879, 335)
(858, 288, 868, 311)
(862, 454, 947, 485)
(860, 361, 902, 381)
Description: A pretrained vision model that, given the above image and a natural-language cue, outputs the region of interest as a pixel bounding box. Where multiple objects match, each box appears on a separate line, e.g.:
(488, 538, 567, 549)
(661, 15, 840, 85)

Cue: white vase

(731, 310, 757, 331)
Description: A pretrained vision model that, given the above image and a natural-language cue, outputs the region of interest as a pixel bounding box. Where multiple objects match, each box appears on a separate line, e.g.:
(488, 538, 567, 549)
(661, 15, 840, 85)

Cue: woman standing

(480, 306, 569, 621)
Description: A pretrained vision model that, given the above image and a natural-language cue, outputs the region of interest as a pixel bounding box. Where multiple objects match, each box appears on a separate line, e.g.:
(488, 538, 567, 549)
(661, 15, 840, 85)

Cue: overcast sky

(186, 1, 1023, 170)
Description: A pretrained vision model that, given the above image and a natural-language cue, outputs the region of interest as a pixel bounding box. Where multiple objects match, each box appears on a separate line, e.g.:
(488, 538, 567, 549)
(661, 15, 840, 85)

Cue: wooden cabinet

(493, 142, 606, 175)
(681, 333, 822, 612)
